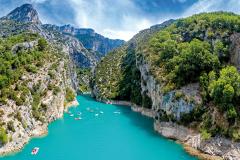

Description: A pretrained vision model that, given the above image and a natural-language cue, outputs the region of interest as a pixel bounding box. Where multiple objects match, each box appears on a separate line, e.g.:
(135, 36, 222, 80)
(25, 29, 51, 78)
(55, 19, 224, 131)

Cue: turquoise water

(0, 95, 197, 160)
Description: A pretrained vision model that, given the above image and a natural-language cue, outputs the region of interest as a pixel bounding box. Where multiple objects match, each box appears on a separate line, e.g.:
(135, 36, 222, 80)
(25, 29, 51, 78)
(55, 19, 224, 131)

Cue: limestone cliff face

(137, 59, 200, 120)
(230, 33, 240, 70)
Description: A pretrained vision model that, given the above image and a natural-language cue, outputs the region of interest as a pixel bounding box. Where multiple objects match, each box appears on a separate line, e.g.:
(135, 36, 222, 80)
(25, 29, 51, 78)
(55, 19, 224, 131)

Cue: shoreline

(0, 98, 79, 157)
(99, 98, 222, 160)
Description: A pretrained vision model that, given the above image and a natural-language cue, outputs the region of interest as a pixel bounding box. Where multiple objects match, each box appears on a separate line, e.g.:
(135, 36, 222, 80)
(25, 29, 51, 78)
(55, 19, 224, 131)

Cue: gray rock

(1, 4, 41, 24)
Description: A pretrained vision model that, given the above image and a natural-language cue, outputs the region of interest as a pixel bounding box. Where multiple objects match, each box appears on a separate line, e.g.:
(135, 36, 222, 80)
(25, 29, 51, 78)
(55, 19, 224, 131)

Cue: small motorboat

(31, 147, 39, 155)
(75, 117, 82, 120)
(70, 114, 74, 117)
(95, 114, 99, 117)
(100, 111, 104, 114)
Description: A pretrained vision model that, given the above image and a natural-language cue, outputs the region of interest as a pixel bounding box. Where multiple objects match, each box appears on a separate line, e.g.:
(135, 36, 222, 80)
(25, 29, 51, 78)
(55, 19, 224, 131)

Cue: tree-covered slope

(92, 20, 174, 105)
(92, 12, 240, 141)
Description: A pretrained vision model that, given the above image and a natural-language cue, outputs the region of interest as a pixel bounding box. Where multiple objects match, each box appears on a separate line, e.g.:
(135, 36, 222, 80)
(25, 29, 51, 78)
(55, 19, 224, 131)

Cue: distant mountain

(1, 4, 41, 24)
(0, 3, 124, 67)
(50, 24, 125, 56)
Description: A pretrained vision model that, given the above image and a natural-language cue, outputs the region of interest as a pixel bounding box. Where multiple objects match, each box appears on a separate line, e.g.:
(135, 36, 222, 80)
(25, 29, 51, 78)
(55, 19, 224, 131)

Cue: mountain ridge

(51, 24, 125, 55)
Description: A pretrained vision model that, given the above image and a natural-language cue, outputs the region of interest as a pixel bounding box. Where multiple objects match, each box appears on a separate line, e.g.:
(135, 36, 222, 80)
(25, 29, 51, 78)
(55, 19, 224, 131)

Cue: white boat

(100, 111, 104, 114)
(31, 147, 39, 155)
(66, 111, 71, 114)
(95, 114, 99, 116)
(75, 117, 82, 120)
(70, 114, 74, 117)
(114, 111, 121, 114)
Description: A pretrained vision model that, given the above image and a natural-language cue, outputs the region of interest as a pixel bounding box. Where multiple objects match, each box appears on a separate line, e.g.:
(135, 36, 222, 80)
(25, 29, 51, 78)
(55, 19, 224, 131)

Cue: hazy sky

(0, 0, 240, 40)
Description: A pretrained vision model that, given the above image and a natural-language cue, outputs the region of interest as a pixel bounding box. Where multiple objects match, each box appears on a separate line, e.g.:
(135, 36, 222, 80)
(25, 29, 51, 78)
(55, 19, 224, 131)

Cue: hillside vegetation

(0, 32, 75, 145)
(92, 12, 240, 140)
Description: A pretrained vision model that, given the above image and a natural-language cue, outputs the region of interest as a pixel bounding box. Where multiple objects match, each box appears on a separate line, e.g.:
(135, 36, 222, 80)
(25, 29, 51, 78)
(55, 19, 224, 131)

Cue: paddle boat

(31, 147, 39, 155)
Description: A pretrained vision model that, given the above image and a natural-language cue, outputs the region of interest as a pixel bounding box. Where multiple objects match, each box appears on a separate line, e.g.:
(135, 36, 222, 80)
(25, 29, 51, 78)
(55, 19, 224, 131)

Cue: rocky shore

(100, 99, 240, 160)
(0, 98, 78, 156)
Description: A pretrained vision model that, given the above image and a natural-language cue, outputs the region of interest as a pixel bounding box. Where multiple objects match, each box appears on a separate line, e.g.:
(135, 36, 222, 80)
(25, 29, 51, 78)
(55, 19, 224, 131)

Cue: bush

(48, 83, 54, 90)
(14, 111, 23, 122)
(48, 71, 55, 79)
(208, 66, 240, 110)
(142, 92, 152, 109)
(7, 121, 15, 132)
(175, 91, 184, 100)
(37, 38, 48, 51)
(65, 87, 75, 102)
(200, 129, 212, 140)
(53, 86, 61, 95)
(0, 127, 8, 145)
(25, 64, 38, 73)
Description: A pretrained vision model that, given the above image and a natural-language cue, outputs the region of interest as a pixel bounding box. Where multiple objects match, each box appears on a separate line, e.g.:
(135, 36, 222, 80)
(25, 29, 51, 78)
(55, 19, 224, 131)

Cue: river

(0, 95, 197, 160)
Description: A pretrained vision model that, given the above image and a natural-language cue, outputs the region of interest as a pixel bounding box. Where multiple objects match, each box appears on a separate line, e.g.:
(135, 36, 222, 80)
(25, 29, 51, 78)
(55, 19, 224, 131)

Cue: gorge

(0, 2, 240, 160)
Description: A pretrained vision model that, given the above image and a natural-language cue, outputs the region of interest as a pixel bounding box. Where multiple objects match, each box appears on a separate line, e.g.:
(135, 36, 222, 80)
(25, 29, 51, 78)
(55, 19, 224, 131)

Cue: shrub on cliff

(65, 87, 75, 102)
(0, 127, 8, 145)
(37, 38, 48, 51)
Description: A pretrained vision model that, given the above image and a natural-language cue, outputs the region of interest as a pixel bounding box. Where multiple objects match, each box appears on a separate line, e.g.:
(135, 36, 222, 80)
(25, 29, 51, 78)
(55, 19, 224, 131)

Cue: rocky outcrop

(230, 33, 240, 70)
(1, 4, 41, 24)
(154, 121, 240, 160)
(137, 59, 201, 120)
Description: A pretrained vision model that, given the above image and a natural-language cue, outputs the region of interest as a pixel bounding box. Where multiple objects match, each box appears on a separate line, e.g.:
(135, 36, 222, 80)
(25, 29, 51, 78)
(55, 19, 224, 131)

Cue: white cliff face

(137, 59, 201, 120)
(136, 57, 240, 160)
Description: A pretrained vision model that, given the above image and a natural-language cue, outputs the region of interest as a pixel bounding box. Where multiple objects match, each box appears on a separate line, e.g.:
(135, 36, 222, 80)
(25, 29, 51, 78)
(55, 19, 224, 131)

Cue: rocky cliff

(0, 4, 80, 154)
(0, 33, 78, 154)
